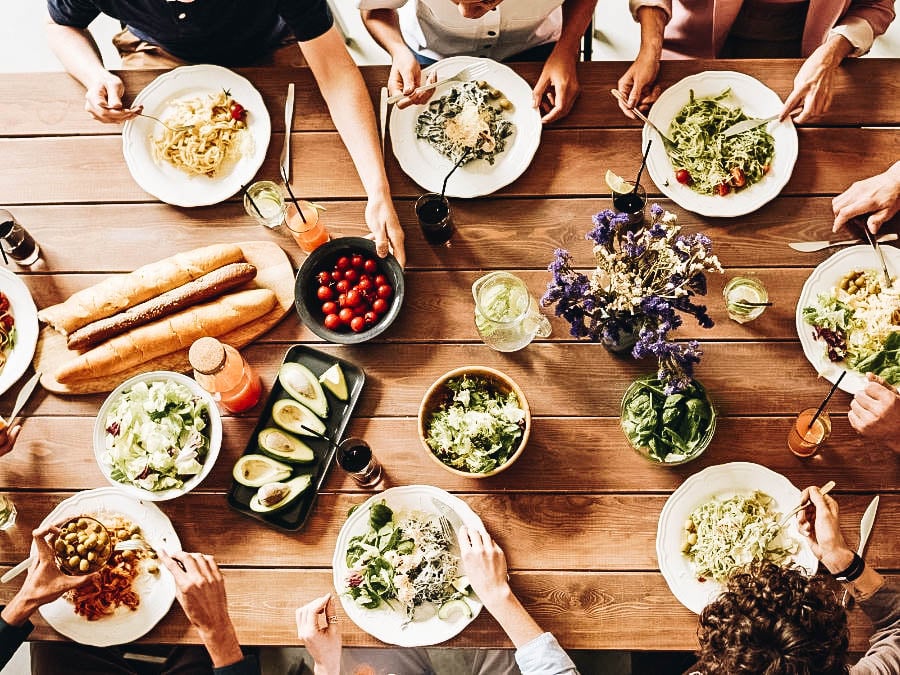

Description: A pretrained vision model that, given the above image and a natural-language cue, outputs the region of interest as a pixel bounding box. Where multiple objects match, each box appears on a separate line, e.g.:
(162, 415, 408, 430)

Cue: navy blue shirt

(47, 0, 333, 66)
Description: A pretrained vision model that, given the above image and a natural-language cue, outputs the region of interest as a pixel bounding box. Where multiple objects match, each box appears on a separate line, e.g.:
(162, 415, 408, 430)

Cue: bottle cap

(189, 337, 227, 375)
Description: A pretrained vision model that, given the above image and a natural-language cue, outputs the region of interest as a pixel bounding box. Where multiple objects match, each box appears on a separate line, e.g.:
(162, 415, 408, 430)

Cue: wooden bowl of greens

(620, 375, 716, 465)
(418, 366, 530, 478)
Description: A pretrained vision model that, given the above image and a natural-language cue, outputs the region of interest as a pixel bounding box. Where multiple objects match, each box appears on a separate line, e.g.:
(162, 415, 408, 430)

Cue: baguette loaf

(39, 243, 245, 335)
(67, 262, 258, 351)
(55, 288, 276, 384)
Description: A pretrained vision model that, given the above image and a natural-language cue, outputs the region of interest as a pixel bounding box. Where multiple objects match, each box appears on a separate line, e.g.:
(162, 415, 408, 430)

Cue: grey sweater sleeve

(850, 581, 900, 675)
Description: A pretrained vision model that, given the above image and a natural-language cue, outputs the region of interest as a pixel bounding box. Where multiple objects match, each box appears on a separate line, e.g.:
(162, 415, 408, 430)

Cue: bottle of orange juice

(189, 337, 262, 413)
(285, 200, 329, 253)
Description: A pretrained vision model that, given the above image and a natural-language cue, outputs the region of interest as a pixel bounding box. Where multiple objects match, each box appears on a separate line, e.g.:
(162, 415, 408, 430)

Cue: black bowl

(294, 237, 404, 344)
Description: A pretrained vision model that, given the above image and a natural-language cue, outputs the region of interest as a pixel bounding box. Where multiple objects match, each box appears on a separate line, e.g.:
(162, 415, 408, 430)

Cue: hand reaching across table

(0, 424, 21, 459)
(832, 161, 900, 234)
(295, 593, 342, 675)
(848, 373, 900, 453)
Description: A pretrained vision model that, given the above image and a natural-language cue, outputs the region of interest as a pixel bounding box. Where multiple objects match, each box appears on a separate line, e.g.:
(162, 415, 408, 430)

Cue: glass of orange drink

(787, 408, 832, 457)
(285, 200, 329, 253)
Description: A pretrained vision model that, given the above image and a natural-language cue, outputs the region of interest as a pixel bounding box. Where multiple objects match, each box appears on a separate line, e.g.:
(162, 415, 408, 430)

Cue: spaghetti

(151, 90, 250, 178)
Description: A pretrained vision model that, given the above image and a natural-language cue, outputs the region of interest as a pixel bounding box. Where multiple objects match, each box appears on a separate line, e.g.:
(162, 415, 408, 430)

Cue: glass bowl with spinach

(620, 375, 716, 465)
(417, 366, 530, 478)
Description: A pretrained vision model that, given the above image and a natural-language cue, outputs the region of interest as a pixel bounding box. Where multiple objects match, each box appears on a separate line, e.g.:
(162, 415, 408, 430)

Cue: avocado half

(232, 454, 292, 487)
(249, 475, 313, 513)
(272, 399, 327, 437)
(279, 362, 328, 418)
(258, 427, 315, 464)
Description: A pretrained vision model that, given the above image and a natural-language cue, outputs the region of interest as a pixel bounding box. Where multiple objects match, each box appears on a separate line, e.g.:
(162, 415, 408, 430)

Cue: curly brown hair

(689, 562, 850, 675)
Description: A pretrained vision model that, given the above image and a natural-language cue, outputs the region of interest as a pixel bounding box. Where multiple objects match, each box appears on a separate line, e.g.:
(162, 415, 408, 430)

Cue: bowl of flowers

(542, 203, 723, 394)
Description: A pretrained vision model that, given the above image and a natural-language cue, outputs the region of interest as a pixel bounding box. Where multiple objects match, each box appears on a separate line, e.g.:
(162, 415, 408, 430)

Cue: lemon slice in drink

(605, 170, 631, 194)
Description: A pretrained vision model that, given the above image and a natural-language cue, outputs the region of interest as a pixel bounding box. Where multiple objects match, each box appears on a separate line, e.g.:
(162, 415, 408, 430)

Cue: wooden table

(0, 59, 897, 652)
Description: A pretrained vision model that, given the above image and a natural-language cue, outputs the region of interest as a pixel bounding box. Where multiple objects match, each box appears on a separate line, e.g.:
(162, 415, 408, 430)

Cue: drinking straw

(283, 180, 307, 224)
(0, 245, 8, 265)
(735, 301, 773, 307)
(441, 149, 470, 200)
(241, 184, 265, 220)
(807, 370, 847, 431)
(633, 138, 652, 190)
(300, 423, 331, 442)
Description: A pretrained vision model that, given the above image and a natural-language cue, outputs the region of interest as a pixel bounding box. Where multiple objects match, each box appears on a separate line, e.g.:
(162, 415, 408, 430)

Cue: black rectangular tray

(227, 344, 365, 531)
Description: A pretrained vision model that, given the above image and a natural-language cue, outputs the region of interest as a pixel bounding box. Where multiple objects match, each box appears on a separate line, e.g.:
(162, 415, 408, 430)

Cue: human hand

(780, 42, 844, 124)
(459, 526, 512, 609)
(365, 193, 405, 267)
(0, 424, 21, 459)
(159, 550, 243, 668)
(797, 486, 853, 574)
(532, 49, 580, 124)
(849, 372, 900, 451)
(296, 593, 342, 675)
(832, 162, 900, 233)
(84, 71, 140, 124)
(616, 54, 661, 119)
(389, 50, 432, 110)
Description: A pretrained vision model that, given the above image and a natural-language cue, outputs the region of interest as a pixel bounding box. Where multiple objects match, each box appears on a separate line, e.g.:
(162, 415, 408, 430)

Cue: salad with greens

(621, 376, 715, 463)
(343, 501, 471, 621)
(102, 379, 211, 491)
(424, 375, 526, 474)
(667, 89, 775, 196)
(682, 491, 797, 583)
(802, 268, 900, 384)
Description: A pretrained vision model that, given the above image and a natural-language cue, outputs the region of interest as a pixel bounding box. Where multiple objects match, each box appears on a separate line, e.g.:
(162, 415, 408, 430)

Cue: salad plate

(657, 462, 818, 614)
(644, 71, 798, 217)
(92, 371, 222, 501)
(122, 64, 270, 207)
(797, 245, 900, 394)
(389, 56, 542, 198)
(37, 487, 179, 646)
(332, 485, 484, 646)
(0, 267, 38, 397)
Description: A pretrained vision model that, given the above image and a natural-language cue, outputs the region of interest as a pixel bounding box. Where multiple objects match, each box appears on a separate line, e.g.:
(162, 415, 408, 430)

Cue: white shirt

(357, 0, 564, 61)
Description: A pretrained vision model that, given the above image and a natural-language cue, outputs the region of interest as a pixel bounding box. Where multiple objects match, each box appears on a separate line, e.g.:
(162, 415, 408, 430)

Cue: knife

(788, 233, 897, 252)
(840, 495, 879, 606)
(279, 83, 295, 184)
(722, 114, 779, 138)
(1, 371, 41, 430)
(610, 89, 674, 146)
(862, 226, 893, 286)
(378, 86, 388, 156)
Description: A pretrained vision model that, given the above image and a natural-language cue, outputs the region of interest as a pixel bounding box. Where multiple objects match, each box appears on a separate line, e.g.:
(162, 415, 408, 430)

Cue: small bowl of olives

(53, 516, 113, 575)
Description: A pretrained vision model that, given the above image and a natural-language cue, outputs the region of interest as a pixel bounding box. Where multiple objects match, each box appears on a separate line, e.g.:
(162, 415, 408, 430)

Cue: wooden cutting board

(34, 241, 295, 395)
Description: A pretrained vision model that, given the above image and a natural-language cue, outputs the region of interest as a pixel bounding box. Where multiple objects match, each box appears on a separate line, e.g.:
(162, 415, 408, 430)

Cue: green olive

(68, 555, 80, 568)
(79, 559, 90, 573)
(498, 98, 511, 110)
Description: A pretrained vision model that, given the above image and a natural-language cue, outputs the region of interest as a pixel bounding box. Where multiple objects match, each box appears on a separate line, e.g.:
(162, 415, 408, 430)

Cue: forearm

(0, 596, 37, 628)
(361, 9, 410, 59)
(482, 588, 544, 648)
(554, 0, 598, 57)
(820, 547, 885, 599)
(814, 32, 855, 67)
(44, 19, 109, 89)
(635, 6, 667, 61)
(200, 625, 245, 669)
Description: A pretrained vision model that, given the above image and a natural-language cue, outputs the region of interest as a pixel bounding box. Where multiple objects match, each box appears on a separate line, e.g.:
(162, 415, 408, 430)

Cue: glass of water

(0, 494, 17, 530)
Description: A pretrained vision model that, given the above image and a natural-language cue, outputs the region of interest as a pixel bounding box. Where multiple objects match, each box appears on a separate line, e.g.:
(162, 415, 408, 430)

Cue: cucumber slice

(451, 576, 472, 594)
(437, 598, 473, 621)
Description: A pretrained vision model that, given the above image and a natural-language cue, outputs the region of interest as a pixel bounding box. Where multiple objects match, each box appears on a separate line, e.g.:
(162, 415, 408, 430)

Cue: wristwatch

(831, 552, 865, 583)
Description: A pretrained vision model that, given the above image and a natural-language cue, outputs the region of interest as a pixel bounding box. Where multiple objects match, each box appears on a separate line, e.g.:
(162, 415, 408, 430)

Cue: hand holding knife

(841, 495, 879, 607)
(0, 371, 41, 457)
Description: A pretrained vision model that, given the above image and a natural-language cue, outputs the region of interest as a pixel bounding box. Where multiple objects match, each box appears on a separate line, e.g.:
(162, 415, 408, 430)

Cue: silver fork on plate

(386, 62, 491, 104)
(115, 538, 154, 552)
(430, 498, 458, 547)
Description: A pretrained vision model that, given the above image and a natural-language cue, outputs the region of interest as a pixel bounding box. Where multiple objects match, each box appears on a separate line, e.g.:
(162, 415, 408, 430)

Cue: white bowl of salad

(93, 371, 222, 501)
(418, 366, 530, 478)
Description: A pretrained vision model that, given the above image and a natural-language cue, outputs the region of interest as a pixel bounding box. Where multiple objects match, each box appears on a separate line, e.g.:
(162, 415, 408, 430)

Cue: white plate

(796, 245, 900, 394)
(93, 371, 222, 501)
(657, 462, 818, 614)
(644, 71, 798, 217)
(122, 65, 271, 207)
(36, 487, 179, 646)
(389, 56, 542, 198)
(0, 267, 37, 397)
(332, 485, 484, 646)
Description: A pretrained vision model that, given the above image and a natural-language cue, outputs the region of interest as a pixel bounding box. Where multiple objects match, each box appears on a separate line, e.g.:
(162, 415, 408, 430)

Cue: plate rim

(643, 70, 798, 217)
(331, 484, 484, 646)
(122, 64, 271, 207)
(0, 266, 38, 397)
(389, 55, 542, 198)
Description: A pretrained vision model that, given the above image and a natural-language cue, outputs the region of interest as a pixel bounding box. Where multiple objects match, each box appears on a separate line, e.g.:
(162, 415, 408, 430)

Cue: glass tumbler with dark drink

(336, 437, 383, 487)
(415, 193, 454, 245)
(611, 182, 647, 226)
(0, 210, 40, 266)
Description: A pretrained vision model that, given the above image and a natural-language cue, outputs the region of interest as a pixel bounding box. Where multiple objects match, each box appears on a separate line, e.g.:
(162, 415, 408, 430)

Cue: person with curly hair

(688, 486, 899, 674)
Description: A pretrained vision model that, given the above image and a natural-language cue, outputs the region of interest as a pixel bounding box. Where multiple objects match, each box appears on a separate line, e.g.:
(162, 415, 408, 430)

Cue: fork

(115, 538, 154, 552)
(430, 498, 458, 546)
(137, 113, 192, 133)
(610, 89, 675, 146)
(386, 62, 491, 104)
(777, 480, 836, 528)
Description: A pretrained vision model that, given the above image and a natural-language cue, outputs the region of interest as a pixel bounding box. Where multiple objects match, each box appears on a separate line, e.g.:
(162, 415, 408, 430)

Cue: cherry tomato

(730, 167, 746, 187)
(377, 284, 393, 299)
(351, 254, 364, 270)
(344, 269, 359, 283)
(339, 308, 354, 324)
(0, 316, 12, 331)
(357, 278, 372, 292)
(372, 298, 388, 314)
(323, 313, 341, 331)
(364, 311, 378, 326)
(350, 316, 366, 332)
(675, 169, 691, 185)
(229, 101, 246, 121)
(335, 279, 350, 294)
(317, 286, 333, 301)
(321, 301, 337, 315)
(337, 293, 348, 307)
(346, 289, 362, 307)
(353, 305, 367, 317)
(316, 271, 331, 285)
(716, 182, 730, 196)
(336, 256, 351, 271)
(364, 258, 378, 274)
(374, 274, 387, 287)
(331, 269, 344, 282)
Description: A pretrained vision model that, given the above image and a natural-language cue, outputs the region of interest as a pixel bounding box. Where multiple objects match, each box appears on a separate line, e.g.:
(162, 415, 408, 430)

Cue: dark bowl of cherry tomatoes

(294, 237, 404, 344)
